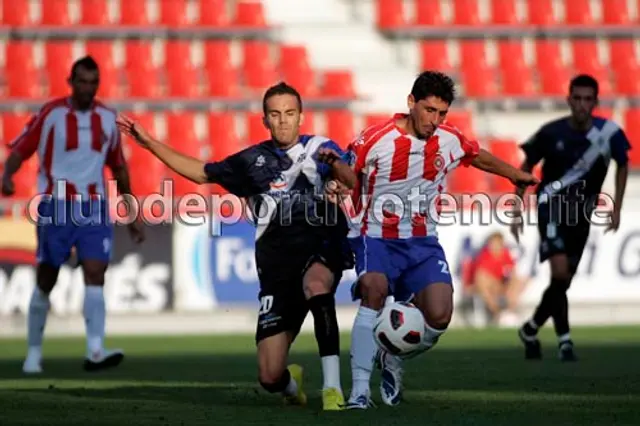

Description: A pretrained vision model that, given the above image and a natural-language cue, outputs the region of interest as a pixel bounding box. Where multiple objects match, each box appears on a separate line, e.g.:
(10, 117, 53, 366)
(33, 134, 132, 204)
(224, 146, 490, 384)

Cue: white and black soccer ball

(373, 301, 425, 356)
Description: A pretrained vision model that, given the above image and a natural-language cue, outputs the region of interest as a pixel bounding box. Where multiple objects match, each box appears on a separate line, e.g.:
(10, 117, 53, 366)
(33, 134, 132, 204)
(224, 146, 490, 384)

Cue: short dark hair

(262, 82, 302, 115)
(410, 71, 456, 105)
(70, 56, 99, 80)
(569, 74, 599, 97)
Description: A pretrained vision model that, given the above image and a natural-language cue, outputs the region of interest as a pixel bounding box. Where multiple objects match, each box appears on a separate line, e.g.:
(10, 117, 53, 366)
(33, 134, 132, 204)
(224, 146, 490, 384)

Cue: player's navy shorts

(36, 199, 113, 268)
(349, 235, 452, 302)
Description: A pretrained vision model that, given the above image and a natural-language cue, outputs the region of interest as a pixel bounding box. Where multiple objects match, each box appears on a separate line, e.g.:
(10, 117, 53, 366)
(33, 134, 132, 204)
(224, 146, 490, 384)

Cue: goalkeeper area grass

(1, 326, 640, 425)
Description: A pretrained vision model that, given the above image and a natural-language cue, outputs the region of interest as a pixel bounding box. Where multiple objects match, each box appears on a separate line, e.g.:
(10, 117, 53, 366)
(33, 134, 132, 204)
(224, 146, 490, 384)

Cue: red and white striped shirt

(9, 97, 124, 200)
(345, 113, 480, 239)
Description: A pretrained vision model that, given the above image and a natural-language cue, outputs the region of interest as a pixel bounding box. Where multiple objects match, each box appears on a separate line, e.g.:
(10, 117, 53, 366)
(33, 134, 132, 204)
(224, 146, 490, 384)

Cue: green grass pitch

(1, 326, 640, 425)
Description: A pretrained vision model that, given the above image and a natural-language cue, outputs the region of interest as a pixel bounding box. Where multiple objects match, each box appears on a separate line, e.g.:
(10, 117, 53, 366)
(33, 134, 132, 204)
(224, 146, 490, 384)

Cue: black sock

(532, 285, 556, 329)
(308, 293, 340, 357)
(260, 368, 291, 393)
(551, 281, 571, 337)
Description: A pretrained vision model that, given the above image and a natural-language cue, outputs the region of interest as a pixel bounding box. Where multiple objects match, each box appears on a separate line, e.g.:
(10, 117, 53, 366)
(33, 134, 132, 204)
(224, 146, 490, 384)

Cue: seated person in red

(463, 231, 527, 325)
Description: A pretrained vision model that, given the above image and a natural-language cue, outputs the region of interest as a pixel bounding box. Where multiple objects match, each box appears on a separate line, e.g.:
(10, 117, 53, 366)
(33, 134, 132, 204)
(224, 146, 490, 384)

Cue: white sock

(27, 286, 50, 350)
(422, 322, 446, 351)
(283, 374, 298, 397)
(350, 305, 378, 398)
(321, 355, 341, 390)
(83, 285, 106, 354)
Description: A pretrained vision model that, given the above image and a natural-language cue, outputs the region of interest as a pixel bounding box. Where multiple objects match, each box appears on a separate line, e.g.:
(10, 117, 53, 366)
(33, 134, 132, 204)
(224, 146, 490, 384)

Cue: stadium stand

(0, 0, 639, 205)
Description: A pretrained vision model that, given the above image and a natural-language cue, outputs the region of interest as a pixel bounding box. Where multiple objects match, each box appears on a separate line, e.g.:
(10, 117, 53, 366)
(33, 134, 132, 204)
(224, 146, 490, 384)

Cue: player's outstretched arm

(471, 149, 539, 187)
(116, 115, 209, 184)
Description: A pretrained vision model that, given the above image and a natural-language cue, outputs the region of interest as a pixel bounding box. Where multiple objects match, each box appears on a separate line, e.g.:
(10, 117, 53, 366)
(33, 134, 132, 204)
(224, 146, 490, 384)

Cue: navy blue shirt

(203, 135, 352, 268)
(521, 116, 630, 221)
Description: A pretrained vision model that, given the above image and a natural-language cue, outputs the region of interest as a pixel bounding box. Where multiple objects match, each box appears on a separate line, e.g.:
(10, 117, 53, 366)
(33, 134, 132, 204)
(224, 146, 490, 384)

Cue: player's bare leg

(23, 263, 59, 374)
(519, 253, 576, 361)
(346, 272, 387, 409)
(473, 270, 502, 323)
(257, 331, 306, 405)
(302, 262, 344, 410)
(378, 283, 453, 406)
(81, 259, 124, 371)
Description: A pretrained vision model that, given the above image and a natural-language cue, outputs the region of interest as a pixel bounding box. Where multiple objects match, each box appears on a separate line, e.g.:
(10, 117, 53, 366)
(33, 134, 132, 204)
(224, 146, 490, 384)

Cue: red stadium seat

(535, 40, 570, 95)
(460, 40, 489, 72)
(199, 0, 229, 26)
(603, 0, 631, 24)
(208, 113, 241, 160)
(488, 139, 521, 193)
(234, 1, 267, 27)
(279, 45, 317, 97)
(526, 0, 555, 25)
(4, 41, 36, 75)
(497, 40, 527, 71)
(2, 0, 32, 26)
(80, 0, 111, 25)
(624, 108, 640, 167)
(242, 41, 277, 90)
(571, 40, 603, 75)
(609, 39, 638, 74)
(364, 114, 391, 129)
(461, 68, 499, 98)
(444, 111, 474, 138)
(203, 41, 239, 97)
(159, 0, 190, 26)
(125, 41, 159, 97)
(300, 111, 316, 135)
(119, 0, 150, 25)
(491, 0, 518, 24)
(378, 0, 405, 28)
(452, 0, 481, 25)
(12, 157, 38, 200)
(497, 40, 535, 95)
(165, 112, 208, 197)
(415, 0, 445, 25)
(41, 1, 72, 26)
(447, 166, 490, 195)
(592, 107, 613, 119)
(564, 0, 593, 25)
(44, 42, 76, 97)
(2, 112, 31, 144)
(325, 110, 354, 149)
(614, 70, 640, 95)
(420, 40, 452, 71)
(322, 71, 356, 98)
(6, 70, 40, 98)
(246, 112, 270, 143)
(164, 41, 200, 97)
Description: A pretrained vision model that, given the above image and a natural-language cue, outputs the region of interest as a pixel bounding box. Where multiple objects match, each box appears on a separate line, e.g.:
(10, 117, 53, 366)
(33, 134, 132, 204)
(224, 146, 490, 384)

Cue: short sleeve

(520, 128, 546, 166)
(314, 139, 349, 179)
(459, 136, 480, 167)
(610, 127, 631, 166)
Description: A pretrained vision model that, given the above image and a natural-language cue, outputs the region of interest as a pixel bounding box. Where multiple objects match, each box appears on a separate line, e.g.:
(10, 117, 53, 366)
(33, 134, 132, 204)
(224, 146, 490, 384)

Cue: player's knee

(258, 368, 287, 393)
(303, 278, 330, 299)
(81, 261, 107, 285)
(36, 263, 59, 294)
(359, 273, 388, 310)
(425, 306, 452, 330)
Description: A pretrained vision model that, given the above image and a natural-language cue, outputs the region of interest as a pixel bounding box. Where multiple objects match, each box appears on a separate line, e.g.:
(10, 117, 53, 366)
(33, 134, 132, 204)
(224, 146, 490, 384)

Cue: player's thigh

(75, 224, 113, 284)
(401, 246, 453, 327)
(565, 224, 590, 275)
(36, 222, 74, 271)
(348, 236, 398, 305)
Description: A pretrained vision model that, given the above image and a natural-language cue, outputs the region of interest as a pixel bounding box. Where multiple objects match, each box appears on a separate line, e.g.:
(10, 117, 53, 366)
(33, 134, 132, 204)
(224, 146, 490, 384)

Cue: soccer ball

(373, 301, 425, 356)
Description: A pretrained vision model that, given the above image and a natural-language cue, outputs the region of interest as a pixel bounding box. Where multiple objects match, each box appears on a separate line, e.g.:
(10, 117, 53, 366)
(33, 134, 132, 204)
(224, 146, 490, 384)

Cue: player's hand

(1, 177, 15, 196)
(510, 170, 539, 188)
(325, 180, 350, 204)
(317, 147, 342, 165)
(127, 221, 145, 244)
(116, 114, 153, 149)
(604, 208, 621, 234)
